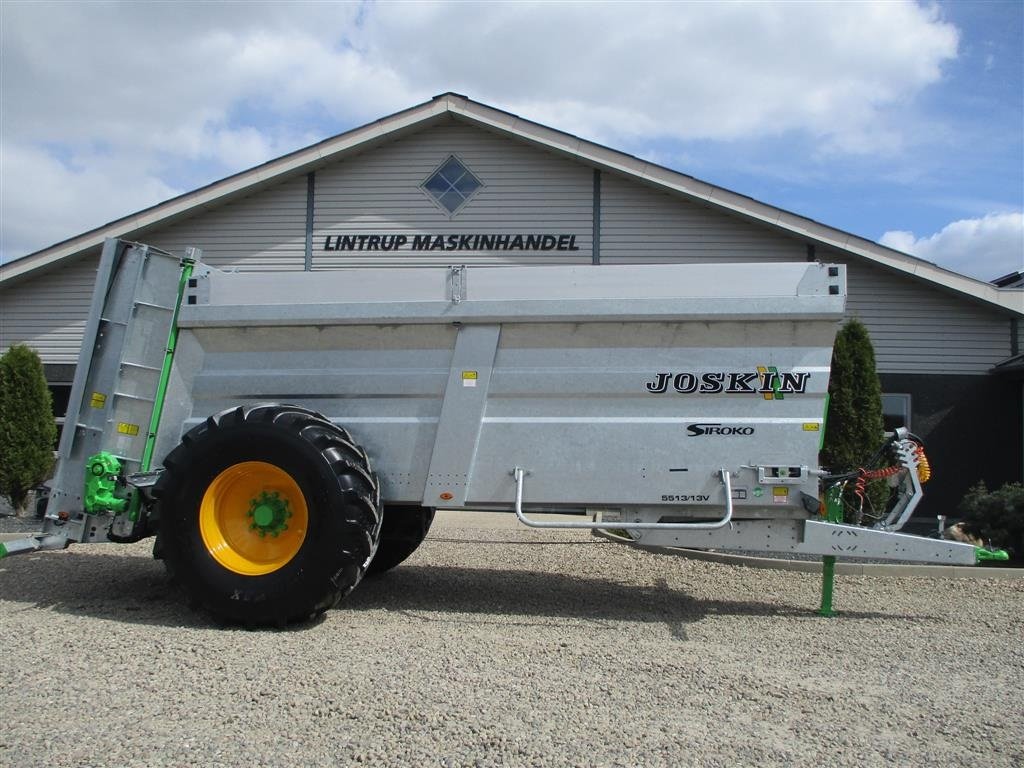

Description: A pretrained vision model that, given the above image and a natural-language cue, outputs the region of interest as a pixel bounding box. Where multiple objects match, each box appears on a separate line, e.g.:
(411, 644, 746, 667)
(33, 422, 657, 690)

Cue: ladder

(46, 240, 191, 540)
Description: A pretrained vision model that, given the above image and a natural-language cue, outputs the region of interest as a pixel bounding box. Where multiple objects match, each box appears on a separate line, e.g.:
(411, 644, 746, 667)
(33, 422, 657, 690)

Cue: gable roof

(2, 93, 1021, 315)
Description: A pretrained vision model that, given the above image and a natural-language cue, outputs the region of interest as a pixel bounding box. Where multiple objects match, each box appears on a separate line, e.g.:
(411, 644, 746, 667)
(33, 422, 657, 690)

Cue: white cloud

(0, 142, 178, 258)
(364, 1, 958, 152)
(880, 212, 1024, 281)
(0, 0, 962, 260)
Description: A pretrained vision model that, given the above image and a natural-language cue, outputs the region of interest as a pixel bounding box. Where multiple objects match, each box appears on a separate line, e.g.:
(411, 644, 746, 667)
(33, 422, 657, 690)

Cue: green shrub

(822, 319, 888, 523)
(958, 482, 1024, 561)
(0, 344, 56, 512)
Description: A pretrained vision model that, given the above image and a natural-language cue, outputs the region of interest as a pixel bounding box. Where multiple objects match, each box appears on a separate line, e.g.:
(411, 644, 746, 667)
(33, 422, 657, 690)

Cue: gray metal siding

(313, 122, 594, 268)
(600, 174, 801, 263)
(838, 254, 1011, 375)
(144, 176, 307, 271)
(597, 176, 1010, 374)
(0, 252, 99, 364)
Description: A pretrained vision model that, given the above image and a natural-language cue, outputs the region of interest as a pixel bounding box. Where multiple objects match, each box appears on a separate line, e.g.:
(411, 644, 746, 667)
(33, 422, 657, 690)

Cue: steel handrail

(511, 466, 734, 530)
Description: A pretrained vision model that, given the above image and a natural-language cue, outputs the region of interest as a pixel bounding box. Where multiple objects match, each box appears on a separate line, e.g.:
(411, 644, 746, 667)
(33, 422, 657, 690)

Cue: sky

(1, 0, 1022, 282)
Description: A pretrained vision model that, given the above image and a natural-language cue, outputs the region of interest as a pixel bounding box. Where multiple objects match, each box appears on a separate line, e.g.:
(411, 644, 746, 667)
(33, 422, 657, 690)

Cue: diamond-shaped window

(422, 156, 481, 214)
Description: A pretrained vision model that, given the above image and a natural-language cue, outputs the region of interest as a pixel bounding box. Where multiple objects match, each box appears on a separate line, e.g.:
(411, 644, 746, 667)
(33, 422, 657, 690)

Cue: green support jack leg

(818, 555, 837, 617)
(818, 481, 844, 617)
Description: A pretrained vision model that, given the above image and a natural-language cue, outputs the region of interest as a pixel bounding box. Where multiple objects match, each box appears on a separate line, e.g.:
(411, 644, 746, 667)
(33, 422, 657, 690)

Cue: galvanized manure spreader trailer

(1, 239, 1003, 625)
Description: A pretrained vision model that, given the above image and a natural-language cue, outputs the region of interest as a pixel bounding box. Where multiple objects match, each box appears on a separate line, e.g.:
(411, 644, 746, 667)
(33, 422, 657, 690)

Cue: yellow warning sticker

(802, 423, 821, 432)
(462, 370, 478, 388)
(772, 486, 789, 504)
(90, 392, 107, 408)
(117, 422, 140, 436)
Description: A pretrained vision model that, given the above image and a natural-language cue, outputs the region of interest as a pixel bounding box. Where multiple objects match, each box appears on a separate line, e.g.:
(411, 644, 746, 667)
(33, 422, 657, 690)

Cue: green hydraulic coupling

(84, 452, 129, 514)
(975, 547, 1009, 563)
(823, 482, 844, 524)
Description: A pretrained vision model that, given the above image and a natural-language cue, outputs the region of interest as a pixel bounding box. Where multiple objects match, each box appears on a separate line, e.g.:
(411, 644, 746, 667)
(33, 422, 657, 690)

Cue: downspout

(592, 169, 601, 265)
(305, 171, 316, 271)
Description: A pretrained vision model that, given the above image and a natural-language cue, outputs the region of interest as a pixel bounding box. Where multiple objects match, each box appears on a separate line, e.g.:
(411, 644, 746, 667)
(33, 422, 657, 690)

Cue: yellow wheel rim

(199, 461, 309, 576)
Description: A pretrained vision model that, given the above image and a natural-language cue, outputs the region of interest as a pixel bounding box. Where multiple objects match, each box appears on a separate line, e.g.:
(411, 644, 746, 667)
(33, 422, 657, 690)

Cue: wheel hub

(247, 491, 292, 537)
(200, 461, 309, 576)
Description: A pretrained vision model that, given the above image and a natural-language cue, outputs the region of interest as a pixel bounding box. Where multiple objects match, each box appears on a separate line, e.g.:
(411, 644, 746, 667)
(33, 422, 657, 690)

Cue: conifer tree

(823, 319, 887, 522)
(0, 344, 56, 512)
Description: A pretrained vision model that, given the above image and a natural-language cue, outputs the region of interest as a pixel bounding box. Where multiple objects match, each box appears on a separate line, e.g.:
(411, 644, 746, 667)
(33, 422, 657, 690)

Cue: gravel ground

(1, 514, 1022, 768)
(0, 513, 40, 535)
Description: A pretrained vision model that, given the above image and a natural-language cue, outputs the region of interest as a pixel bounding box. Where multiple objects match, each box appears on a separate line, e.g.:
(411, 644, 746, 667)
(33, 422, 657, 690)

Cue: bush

(822, 319, 887, 523)
(0, 344, 56, 512)
(958, 482, 1024, 561)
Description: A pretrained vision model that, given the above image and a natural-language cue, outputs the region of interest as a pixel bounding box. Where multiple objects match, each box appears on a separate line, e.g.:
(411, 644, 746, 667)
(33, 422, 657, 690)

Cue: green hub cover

(246, 491, 292, 537)
(252, 504, 275, 527)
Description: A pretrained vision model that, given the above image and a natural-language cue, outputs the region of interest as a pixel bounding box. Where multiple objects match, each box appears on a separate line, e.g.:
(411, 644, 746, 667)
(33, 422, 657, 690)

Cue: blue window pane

(423, 156, 480, 214)
(438, 189, 465, 213)
(438, 157, 467, 184)
(452, 172, 480, 196)
(424, 174, 450, 195)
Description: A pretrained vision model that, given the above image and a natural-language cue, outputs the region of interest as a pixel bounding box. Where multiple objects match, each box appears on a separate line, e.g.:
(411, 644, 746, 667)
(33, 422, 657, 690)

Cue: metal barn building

(2, 94, 1022, 521)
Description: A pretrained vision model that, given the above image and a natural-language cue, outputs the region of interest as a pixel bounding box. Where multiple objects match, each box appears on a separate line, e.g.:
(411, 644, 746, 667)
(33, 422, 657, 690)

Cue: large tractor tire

(367, 505, 435, 576)
(154, 404, 381, 626)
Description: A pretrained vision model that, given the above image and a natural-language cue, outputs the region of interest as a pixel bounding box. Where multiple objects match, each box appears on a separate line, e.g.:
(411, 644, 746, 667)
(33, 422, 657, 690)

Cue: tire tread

(155, 403, 381, 626)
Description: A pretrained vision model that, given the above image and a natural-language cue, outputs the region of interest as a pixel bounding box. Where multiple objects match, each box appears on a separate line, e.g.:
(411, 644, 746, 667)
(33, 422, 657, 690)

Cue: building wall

(313, 122, 594, 268)
(839, 255, 1011, 375)
(0, 253, 100, 365)
(878, 372, 1023, 520)
(600, 174, 801, 263)
(145, 175, 307, 271)
(593, 175, 1013, 375)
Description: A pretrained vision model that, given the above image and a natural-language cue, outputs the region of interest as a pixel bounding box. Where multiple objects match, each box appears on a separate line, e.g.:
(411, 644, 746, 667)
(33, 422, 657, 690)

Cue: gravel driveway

(1, 512, 1021, 768)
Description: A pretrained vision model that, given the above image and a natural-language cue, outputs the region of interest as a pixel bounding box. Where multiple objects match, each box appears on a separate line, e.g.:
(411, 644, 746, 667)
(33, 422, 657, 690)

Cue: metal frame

(628, 518, 980, 565)
(179, 261, 847, 328)
(512, 467, 735, 530)
(43, 240, 188, 542)
(874, 438, 925, 532)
